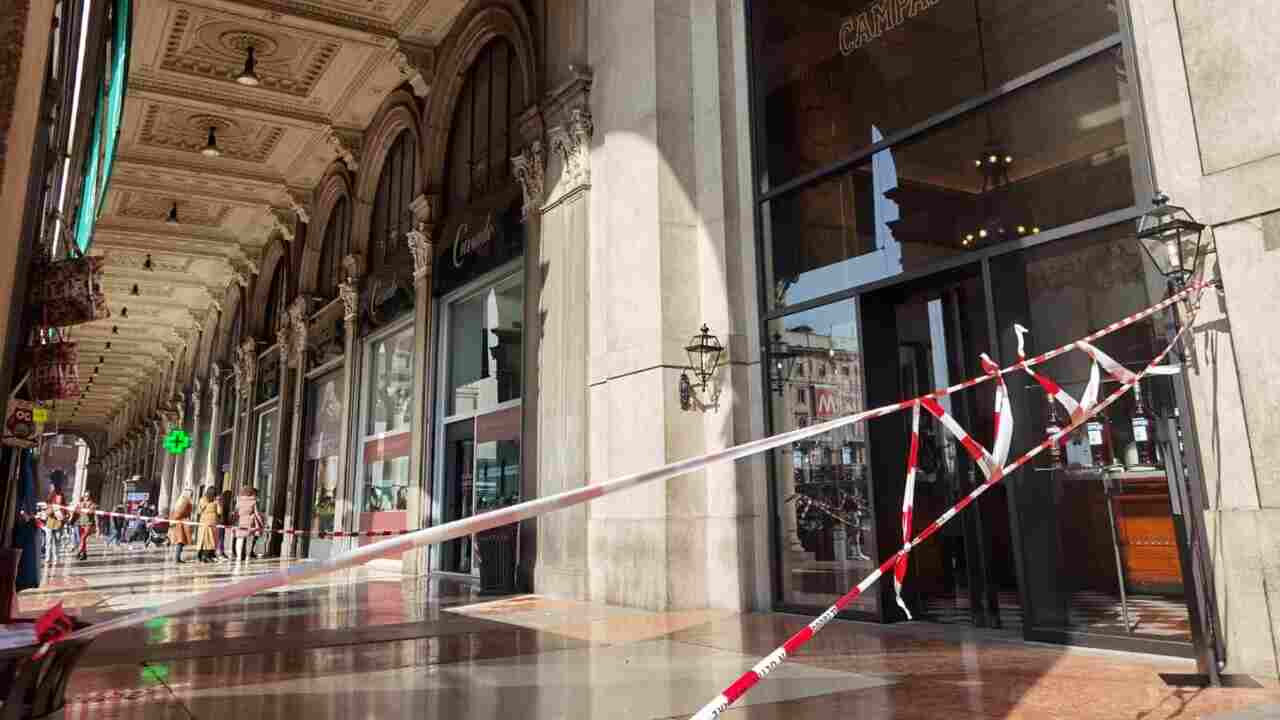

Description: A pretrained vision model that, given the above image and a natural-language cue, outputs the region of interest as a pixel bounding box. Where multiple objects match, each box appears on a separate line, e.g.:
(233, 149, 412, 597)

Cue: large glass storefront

(434, 268, 524, 576)
(754, 0, 1201, 654)
(252, 350, 281, 529)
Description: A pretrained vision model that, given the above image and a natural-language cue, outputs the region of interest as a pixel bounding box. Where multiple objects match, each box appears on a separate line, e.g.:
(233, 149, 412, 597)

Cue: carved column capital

(338, 279, 360, 323)
(276, 322, 295, 367)
(392, 42, 435, 98)
(341, 253, 365, 282)
(511, 141, 546, 220)
(406, 226, 434, 282)
(325, 126, 363, 171)
(270, 207, 297, 243)
(284, 187, 311, 224)
(549, 108, 594, 192)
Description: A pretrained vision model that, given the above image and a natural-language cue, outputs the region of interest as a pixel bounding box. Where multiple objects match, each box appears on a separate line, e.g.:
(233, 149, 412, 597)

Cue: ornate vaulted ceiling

(61, 0, 467, 430)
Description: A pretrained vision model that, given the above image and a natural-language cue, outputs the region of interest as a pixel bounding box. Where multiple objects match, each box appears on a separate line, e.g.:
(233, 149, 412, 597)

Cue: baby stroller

(145, 517, 170, 548)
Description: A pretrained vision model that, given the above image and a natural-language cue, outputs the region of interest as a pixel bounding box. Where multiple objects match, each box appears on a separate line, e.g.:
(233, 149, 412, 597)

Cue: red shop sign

(815, 388, 838, 418)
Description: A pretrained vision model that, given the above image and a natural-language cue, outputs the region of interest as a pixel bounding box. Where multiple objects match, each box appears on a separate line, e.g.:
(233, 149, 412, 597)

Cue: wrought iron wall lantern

(679, 324, 724, 412)
(768, 332, 798, 395)
(1136, 193, 1207, 290)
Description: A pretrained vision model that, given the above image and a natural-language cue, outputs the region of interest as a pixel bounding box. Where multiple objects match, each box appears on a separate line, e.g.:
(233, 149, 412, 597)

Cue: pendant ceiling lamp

(236, 46, 261, 86)
(202, 126, 222, 158)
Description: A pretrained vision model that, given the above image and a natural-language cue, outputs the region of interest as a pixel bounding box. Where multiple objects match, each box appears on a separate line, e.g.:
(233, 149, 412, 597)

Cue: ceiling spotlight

(143, 254, 154, 271)
(236, 46, 261, 86)
(202, 126, 223, 158)
(166, 203, 179, 225)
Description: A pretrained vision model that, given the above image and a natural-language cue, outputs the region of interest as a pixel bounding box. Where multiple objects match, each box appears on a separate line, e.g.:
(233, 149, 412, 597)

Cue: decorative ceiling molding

(130, 73, 331, 125)
(138, 103, 286, 163)
(161, 9, 341, 97)
(115, 191, 233, 228)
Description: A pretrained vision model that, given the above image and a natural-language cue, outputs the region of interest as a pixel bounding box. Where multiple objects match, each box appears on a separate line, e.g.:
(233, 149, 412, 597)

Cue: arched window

(445, 39, 523, 214)
(262, 260, 289, 335)
(317, 195, 350, 299)
(369, 132, 417, 276)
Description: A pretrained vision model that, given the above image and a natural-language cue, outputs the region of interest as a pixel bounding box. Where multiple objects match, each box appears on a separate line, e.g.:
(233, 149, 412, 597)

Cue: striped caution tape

(44, 504, 414, 539)
(687, 288, 1204, 720)
(35, 282, 1206, 663)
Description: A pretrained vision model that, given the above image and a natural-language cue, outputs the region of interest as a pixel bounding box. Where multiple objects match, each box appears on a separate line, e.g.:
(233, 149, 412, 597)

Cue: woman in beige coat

(168, 490, 194, 564)
(195, 487, 221, 563)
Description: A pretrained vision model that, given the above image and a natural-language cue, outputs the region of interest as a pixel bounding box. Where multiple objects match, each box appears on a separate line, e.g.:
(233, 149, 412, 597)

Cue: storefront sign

(840, 0, 942, 55)
(435, 186, 524, 297)
(453, 214, 496, 268)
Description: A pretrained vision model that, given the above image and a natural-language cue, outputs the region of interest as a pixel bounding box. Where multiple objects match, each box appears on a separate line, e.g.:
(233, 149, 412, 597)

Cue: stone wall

(0, 0, 32, 188)
(1131, 0, 1280, 679)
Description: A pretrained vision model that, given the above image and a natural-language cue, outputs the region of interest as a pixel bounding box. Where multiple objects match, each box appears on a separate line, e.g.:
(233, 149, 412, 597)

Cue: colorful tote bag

(30, 340, 81, 401)
(37, 255, 110, 328)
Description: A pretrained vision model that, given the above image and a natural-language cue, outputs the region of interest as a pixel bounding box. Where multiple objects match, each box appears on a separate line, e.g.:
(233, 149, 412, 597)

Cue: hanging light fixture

(767, 332, 798, 395)
(236, 46, 261, 86)
(112, 326, 119, 335)
(143, 253, 154, 271)
(202, 126, 222, 158)
(130, 283, 140, 296)
(120, 307, 129, 319)
(959, 0, 1036, 249)
(166, 203, 179, 225)
(105, 342, 111, 350)
(98, 355, 105, 364)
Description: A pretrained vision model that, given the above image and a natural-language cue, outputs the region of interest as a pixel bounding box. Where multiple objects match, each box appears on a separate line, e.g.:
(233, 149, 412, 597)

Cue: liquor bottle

(1131, 380, 1159, 467)
(1086, 408, 1115, 467)
(1045, 392, 1067, 468)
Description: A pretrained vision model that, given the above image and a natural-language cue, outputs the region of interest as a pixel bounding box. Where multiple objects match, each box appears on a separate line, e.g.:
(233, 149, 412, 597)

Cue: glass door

(862, 263, 1017, 628)
(433, 267, 524, 577)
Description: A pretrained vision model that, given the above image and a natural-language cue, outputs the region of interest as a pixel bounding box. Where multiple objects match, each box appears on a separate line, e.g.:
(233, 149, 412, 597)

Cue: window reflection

(767, 298, 878, 614)
(359, 325, 415, 545)
(447, 274, 524, 416)
(767, 51, 1137, 307)
(754, 0, 1121, 186)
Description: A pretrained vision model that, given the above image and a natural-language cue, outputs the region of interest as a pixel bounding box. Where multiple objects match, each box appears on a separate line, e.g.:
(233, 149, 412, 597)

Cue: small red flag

(34, 602, 74, 644)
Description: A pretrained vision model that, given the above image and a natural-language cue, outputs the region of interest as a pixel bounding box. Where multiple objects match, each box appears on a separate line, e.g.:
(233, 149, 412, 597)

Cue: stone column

(183, 379, 202, 493)
(532, 77, 594, 598)
(403, 195, 437, 576)
(204, 366, 222, 489)
(511, 123, 547, 591)
(334, 257, 363, 550)
(266, 323, 295, 557)
(282, 297, 311, 559)
(232, 339, 258, 494)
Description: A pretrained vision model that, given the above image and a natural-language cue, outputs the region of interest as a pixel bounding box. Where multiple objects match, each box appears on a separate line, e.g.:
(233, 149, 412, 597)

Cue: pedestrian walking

(72, 493, 97, 561)
(196, 488, 221, 563)
(169, 490, 194, 564)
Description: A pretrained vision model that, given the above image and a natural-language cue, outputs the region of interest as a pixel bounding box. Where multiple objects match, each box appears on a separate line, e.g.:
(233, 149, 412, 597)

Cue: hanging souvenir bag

(29, 330, 82, 401)
(34, 247, 110, 328)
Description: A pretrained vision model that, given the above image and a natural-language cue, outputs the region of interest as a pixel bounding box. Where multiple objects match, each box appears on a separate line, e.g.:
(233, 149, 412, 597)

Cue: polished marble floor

(15, 541, 1280, 719)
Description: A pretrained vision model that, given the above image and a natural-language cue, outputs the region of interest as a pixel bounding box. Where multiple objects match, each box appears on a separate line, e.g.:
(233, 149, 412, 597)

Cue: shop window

(303, 370, 343, 544)
(445, 273, 524, 417)
(765, 50, 1139, 307)
(253, 408, 277, 519)
(753, 0, 1120, 187)
(357, 325, 415, 544)
(767, 297, 878, 614)
(317, 196, 351, 300)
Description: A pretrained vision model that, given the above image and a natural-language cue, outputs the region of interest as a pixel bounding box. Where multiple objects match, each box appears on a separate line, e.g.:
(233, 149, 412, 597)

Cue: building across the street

(2, 0, 1279, 687)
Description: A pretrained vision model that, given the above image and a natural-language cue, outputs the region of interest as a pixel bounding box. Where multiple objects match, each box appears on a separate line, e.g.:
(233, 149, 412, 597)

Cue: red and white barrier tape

(36, 282, 1204, 663)
(44, 504, 413, 540)
(687, 290, 1203, 720)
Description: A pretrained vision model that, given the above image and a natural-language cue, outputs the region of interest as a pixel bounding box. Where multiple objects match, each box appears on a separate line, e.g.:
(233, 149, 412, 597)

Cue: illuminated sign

(815, 388, 838, 418)
(840, 0, 942, 56)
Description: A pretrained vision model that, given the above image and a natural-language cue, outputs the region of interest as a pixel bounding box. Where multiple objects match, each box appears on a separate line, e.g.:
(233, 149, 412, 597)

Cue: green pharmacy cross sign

(163, 429, 191, 455)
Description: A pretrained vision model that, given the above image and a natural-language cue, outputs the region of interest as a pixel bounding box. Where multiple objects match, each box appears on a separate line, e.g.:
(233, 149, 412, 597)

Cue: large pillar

(404, 197, 436, 576)
(204, 366, 222, 490)
(266, 324, 295, 557)
(581, 0, 766, 611)
(511, 119, 546, 592)
(232, 339, 257, 493)
(183, 379, 202, 493)
(282, 297, 311, 559)
(334, 258, 363, 549)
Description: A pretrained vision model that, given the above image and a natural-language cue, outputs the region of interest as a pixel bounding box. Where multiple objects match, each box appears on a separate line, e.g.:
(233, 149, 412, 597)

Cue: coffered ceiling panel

(113, 190, 234, 228)
(137, 102, 285, 163)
